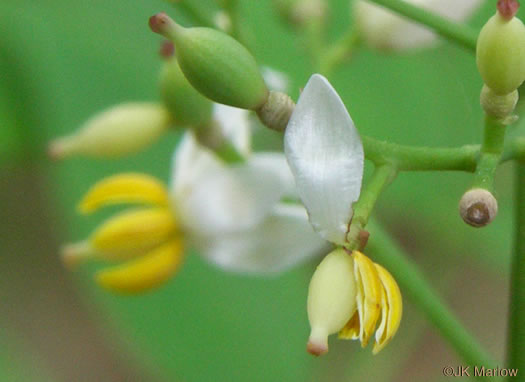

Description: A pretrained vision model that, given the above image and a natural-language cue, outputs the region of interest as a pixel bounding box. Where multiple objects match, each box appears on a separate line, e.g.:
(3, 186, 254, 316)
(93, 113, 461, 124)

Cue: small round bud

(48, 103, 171, 159)
(459, 188, 498, 227)
(149, 13, 268, 110)
(307, 249, 357, 356)
(159, 57, 214, 127)
(476, 11, 525, 95)
(256, 91, 295, 132)
(480, 85, 519, 118)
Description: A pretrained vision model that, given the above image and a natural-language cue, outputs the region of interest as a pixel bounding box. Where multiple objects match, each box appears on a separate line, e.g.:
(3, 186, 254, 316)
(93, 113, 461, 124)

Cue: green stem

(346, 164, 397, 250)
(368, 222, 498, 372)
(362, 136, 479, 171)
(320, 27, 361, 78)
(214, 141, 246, 164)
(222, 0, 241, 40)
(366, 0, 479, 52)
(169, 0, 217, 28)
(304, 19, 325, 72)
(472, 115, 506, 191)
(507, 162, 525, 370)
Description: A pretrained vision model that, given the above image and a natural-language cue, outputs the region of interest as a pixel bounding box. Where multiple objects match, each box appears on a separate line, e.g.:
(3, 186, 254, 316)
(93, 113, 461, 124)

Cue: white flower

(284, 74, 402, 356)
(62, 107, 328, 293)
(171, 131, 326, 273)
(354, 0, 482, 51)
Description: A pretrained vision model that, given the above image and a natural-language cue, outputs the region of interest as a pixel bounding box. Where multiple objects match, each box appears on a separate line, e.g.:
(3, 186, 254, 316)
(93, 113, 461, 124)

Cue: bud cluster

(149, 12, 297, 133)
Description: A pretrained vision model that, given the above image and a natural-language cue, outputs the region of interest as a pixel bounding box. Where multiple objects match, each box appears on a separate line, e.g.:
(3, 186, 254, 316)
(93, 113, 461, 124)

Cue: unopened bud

(159, 56, 214, 127)
(459, 188, 498, 227)
(307, 249, 357, 356)
(256, 91, 295, 132)
(476, 9, 525, 95)
(48, 103, 171, 159)
(355, 0, 482, 52)
(149, 13, 268, 110)
(273, 0, 326, 26)
(480, 85, 519, 119)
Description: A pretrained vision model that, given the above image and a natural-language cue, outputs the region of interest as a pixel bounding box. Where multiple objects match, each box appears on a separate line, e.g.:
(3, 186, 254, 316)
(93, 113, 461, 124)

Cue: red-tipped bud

(149, 12, 175, 35)
(498, 0, 520, 20)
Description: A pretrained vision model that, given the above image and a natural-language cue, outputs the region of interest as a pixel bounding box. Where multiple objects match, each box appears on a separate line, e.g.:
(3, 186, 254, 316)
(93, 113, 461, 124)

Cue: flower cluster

(61, 106, 328, 292)
(50, 9, 412, 358)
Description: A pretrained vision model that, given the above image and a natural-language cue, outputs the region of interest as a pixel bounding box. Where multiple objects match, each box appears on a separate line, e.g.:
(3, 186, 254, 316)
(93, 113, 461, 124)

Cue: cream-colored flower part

(307, 250, 402, 355)
(48, 103, 171, 159)
(354, 0, 482, 51)
(62, 131, 327, 293)
(284, 74, 401, 355)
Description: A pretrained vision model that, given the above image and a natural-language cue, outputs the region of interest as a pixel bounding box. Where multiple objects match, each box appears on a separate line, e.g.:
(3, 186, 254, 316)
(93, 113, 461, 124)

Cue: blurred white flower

(261, 66, 290, 93)
(62, 114, 328, 293)
(171, 131, 326, 273)
(354, 0, 483, 51)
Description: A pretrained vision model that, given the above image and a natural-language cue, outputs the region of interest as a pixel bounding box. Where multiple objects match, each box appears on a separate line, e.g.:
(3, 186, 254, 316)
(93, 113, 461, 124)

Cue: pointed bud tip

(149, 13, 172, 35)
(498, 0, 520, 20)
(307, 327, 329, 356)
(306, 340, 328, 356)
(459, 189, 498, 227)
(47, 140, 67, 161)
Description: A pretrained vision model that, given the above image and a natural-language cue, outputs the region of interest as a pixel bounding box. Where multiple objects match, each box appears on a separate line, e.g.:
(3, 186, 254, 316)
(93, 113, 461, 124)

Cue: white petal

(261, 66, 290, 93)
(284, 74, 364, 245)
(355, 0, 482, 51)
(170, 131, 225, 201)
(192, 204, 330, 274)
(250, 152, 297, 199)
(213, 104, 252, 157)
(175, 156, 289, 235)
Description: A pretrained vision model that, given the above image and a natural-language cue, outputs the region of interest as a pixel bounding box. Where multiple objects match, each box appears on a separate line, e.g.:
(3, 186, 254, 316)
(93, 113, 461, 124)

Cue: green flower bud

(480, 84, 518, 119)
(476, 10, 525, 95)
(48, 103, 171, 159)
(159, 56, 213, 127)
(150, 13, 268, 110)
(307, 249, 357, 356)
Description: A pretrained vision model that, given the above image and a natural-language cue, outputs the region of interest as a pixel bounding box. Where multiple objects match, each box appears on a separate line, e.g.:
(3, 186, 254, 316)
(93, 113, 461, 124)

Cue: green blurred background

(0, 0, 519, 380)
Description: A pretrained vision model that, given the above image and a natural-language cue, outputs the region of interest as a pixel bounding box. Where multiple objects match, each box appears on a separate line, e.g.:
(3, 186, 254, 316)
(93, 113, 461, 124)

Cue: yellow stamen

(78, 173, 169, 214)
(372, 263, 403, 354)
(352, 251, 382, 347)
(91, 207, 177, 260)
(95, 239, 184, 294)
(339, 311, 360, 340)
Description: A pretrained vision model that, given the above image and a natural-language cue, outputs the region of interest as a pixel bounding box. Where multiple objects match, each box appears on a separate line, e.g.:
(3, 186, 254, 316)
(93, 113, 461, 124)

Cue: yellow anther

(372, 263, 403, 354)
(95, 239, 184, 294)
(78, 173, 169, 214)
(91, 207, 177, 260)
(352, 251, 382, 347)
(339, 311, 360, 340)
